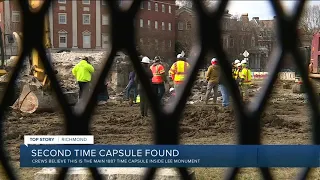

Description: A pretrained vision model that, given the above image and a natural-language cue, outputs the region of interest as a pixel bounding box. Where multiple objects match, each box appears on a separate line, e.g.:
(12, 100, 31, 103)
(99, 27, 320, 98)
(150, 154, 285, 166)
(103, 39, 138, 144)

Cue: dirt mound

(181, 106, 235, 137)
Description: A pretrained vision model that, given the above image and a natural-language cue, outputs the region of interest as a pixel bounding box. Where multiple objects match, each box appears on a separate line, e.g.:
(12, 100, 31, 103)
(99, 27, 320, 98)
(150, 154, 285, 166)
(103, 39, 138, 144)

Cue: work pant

(204, 82, 219, 104)
(78, 82, 89, 99)
(241, 84, 250, 100)
(219, 84, 229, 107)
(152, 83, 165, 103)
(126, 82, 137, 101)
(139, 90, 149, 117)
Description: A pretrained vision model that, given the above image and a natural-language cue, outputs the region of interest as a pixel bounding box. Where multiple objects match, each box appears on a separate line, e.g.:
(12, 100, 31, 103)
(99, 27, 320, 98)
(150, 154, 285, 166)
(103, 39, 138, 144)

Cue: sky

(226, 1, 320, 20)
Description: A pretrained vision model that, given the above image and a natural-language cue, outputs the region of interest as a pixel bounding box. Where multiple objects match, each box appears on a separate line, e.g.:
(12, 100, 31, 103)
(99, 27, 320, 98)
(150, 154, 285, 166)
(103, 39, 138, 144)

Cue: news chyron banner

(21, 135, 320, 167)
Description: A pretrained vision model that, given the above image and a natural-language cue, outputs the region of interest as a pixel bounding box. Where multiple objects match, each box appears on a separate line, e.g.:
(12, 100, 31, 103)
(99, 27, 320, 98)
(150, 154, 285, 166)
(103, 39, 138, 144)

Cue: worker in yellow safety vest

(169, 54, 190, 91)
(239, 59, 252, 101)
(233, 59, 240, 78)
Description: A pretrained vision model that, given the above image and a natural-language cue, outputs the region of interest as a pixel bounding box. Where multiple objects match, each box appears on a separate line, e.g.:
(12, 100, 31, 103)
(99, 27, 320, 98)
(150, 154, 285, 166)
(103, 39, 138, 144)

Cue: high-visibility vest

(136, 95, 140, 103)
(150, 64, 165, 84)
(234, 69, 241, 79)
(240, 68, 252, 84)
(169, 61, 190, 84)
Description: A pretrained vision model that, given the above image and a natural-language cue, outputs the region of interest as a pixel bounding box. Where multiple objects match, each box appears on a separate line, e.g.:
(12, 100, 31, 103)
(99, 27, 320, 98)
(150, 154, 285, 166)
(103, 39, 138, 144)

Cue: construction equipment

(0, 0, 78, 113)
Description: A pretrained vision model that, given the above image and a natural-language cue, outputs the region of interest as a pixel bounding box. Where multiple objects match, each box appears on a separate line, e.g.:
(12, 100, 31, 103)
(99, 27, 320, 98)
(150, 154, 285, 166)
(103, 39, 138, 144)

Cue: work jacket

(206, 65, 220, 84)
(240, 67, 252, 85)
(169, 60, 190, 84)
(72, 60, 95, 82)
(150, 63, 165, 84)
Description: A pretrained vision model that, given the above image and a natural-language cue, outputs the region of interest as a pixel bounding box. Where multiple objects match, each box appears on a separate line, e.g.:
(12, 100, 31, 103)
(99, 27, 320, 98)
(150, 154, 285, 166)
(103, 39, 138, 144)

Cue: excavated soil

(1, 86, 313, 179)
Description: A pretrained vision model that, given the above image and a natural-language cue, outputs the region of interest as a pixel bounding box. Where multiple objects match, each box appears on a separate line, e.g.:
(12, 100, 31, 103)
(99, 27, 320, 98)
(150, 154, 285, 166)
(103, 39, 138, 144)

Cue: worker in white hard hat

(204, 58, 220, 104)
(232, 59, 240, 79)
(239, 59, 252, 102)
(169, 53, 190, 90)
(135, 56, 153, 118)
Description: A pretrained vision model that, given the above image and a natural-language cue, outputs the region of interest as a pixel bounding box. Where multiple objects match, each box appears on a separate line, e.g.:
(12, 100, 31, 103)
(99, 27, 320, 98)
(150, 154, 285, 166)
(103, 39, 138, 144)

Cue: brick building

(0, 0, 176, 61)
(136, 0, 176, 62)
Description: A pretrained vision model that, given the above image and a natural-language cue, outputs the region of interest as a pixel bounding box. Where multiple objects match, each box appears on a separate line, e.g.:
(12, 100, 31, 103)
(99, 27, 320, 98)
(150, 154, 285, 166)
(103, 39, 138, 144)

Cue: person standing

(169, 54, 190, 92)
(204, 58, 220, 104)
(218, 61, 231, 107)
(239, 60, 252, 102)
(72, 57, 95, 99)
(135, 56, 153, 118)
(97, 79, 109, 105)
(125, 71, 137, 102)
(150, 56, 166, 103)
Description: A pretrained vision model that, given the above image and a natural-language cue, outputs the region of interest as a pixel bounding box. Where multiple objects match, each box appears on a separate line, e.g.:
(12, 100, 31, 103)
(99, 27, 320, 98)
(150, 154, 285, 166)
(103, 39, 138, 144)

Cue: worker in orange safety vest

(150, 56, 167, 102)
(169, 54, 190, 90)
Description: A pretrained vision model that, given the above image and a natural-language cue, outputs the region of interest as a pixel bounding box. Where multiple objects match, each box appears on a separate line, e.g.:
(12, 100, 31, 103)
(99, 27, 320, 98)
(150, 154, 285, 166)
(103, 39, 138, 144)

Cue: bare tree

(299, 4, 320, 35)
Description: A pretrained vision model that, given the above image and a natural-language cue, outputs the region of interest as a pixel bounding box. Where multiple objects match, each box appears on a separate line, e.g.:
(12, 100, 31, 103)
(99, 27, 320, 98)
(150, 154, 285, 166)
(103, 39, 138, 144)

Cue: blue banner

(20, 145, 320, 167)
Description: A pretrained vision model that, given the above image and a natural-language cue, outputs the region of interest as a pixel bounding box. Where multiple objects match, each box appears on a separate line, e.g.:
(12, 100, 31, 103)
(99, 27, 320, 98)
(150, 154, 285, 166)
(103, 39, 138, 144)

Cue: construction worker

(239, 59, 252, 101)
(72, 57, 95, 99)
(169, 54, 190, 91)
(135, 56, 153, 118)
(204, 58, 220, 104)
(124, 70, 137, 102)
(150, 56, 167, 102)
(233, 59, 240, 78)
(234, 62, 242, 85)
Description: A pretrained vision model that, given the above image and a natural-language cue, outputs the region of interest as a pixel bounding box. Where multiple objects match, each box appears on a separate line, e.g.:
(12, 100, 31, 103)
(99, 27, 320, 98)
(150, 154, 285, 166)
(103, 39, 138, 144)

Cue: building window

(102, 0, 106, 5)
(83, 32, 91, 48)
(229, 38, 234, 48)
(82, 0, 90, 5)
(102, 34, 109, 48)
(186, 21, 191, 30)
(0, 13, 2, 22)
(169, 40, 172, 47)
(251, 37, 255, 47)
(140, 2, 144, 9)
(140, 19, 143, 28)
(12, 11, 20, 22)
(148, 2, 151, 10)
(83, 14, 90, 25)
(148, 20, 151, 28)
(58, 0, 66, 3)
(155, 3, 158, 11)
(162, 4, 165, 12)
(59, 34, 67, 48)
(155, 21, 158, 29)
(58, 13, 66, 24)
(169, 5, 171, 13)
(102, 15, 109, 25)
(140, 38, 143, 45)
(168, 23, 172, 31)
(162, 22, 165, 30)
(162, 40, 166, 51)
(178, 22, 183, 30)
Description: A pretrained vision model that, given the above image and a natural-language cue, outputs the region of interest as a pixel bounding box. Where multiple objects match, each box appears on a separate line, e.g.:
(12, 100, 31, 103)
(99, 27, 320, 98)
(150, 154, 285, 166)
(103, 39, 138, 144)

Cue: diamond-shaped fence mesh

(0, 0, 319, 179)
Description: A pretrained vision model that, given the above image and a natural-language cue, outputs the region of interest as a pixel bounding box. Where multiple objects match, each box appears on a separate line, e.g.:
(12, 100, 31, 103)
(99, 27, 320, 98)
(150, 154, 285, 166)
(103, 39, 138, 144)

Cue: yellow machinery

(2, 0, 78, 113)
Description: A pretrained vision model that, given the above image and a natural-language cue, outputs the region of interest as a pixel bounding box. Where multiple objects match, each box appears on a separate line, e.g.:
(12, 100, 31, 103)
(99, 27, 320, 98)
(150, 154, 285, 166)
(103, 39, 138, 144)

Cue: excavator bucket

(12, 84, 57, 113)
(11, 83, 78, 114)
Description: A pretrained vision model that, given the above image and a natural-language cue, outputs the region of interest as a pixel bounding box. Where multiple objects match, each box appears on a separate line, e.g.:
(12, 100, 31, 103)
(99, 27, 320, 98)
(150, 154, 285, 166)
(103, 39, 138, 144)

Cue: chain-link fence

(0, 0, 319, 179)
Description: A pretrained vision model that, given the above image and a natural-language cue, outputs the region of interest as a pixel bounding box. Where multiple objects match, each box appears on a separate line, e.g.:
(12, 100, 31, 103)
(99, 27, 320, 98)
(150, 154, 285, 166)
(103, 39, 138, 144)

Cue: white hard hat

(236, 63, 242, 67)
(211, 58, 217, 62)
(141, 56, 150, 64)
(234, 59, 240, 64)
(241, 60, 247, 64)
(169, 88, 175, 92)
(177, 54, 182, 58)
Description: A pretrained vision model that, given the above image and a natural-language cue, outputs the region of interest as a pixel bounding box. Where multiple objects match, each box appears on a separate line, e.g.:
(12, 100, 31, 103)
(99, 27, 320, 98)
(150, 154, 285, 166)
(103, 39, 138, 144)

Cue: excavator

(0, 0, 77, 113)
